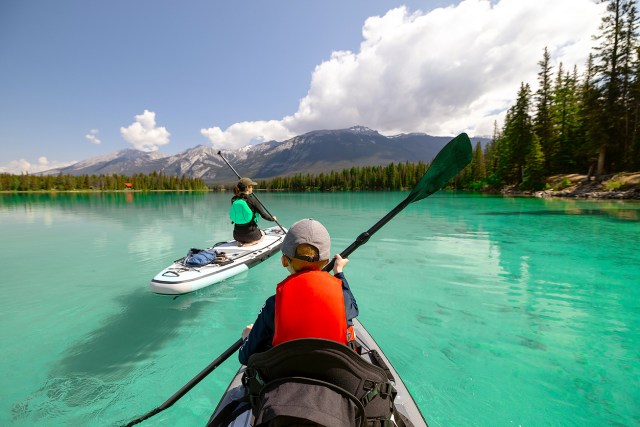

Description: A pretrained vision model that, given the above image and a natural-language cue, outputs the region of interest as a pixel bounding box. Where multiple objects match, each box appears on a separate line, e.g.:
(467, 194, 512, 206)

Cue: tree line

(461, 0, 640, 191)
(257, 162, 432, 191)
(0, 172, 209, 192)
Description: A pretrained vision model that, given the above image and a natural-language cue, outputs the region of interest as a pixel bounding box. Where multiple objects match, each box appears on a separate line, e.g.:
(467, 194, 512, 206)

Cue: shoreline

(2, 172, 640, 200)
(501, 172, 640, 201)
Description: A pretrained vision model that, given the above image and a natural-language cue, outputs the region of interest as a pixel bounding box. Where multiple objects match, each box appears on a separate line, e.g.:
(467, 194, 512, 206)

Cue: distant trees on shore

(257, 161, 431, 191)
(0, 172, 209, 192)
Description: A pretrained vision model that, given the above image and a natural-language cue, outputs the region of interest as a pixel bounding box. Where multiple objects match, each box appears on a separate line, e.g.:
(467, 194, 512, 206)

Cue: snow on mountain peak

(348, 126, 377, 134)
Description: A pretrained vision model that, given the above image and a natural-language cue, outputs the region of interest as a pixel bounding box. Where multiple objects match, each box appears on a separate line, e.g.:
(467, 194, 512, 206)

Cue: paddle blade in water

(407, 133, 472, 203)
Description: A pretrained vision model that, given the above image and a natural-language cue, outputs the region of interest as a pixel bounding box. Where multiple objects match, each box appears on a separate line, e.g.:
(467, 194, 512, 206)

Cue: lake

(1, 191, 638, 426)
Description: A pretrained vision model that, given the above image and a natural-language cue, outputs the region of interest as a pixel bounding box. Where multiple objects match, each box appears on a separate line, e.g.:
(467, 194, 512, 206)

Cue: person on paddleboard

(230, 177, 277, 246)
(238, 218, 359, 365)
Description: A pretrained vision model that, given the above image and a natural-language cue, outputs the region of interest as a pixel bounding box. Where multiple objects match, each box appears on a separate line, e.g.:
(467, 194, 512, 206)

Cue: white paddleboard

(149, 226, 286, 295)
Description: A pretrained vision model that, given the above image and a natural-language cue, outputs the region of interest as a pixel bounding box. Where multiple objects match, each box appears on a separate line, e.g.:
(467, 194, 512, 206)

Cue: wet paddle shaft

(122, 133, 472, 426)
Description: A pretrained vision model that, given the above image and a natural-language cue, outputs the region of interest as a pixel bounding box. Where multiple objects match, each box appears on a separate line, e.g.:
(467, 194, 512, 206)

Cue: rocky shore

(502, 172, 640, 200)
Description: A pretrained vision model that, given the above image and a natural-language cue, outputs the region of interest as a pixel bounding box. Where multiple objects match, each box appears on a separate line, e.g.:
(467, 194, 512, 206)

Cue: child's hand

(242, 324, 253, 339)
(332, 254, 348, 274)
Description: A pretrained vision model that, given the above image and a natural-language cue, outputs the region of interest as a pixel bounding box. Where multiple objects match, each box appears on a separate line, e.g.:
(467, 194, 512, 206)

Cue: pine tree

(575, 54, 605, 175)
(630, 46, 640, 169)
(551, 64, 581, 172)
(621, 3, 640, 168)
(534, 47, 554, 174)
(471, 141, 486, 183)
(502, 83, 535, 184)
(522, 135, 546, 190)
(593, 0, 638, 175)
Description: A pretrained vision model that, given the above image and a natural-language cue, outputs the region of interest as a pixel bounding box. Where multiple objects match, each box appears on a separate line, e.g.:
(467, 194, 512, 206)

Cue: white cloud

(0, 157, 77, 174)
(120, 110, 170, 152)
(202, 0, 605, 149)
(201, 120, 294, 150)
(85, 129, 101, 145)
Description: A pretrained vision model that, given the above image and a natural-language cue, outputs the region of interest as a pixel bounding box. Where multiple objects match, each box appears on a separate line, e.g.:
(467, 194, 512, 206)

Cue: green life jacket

(230, 198, 257, 225)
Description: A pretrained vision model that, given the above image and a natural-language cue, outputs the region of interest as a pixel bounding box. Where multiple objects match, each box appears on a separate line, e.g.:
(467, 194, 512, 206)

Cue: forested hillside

(462, 0, 640, 191)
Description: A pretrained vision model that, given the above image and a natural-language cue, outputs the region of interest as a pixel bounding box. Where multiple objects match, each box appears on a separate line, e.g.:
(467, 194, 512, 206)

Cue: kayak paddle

(217, 150, 287, 234)
(324, 132, 472, 271)
(122, 132, 472, 426)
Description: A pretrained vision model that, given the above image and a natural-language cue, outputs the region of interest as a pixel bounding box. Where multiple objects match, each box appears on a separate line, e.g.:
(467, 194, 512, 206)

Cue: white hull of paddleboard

(210, 318, 428, 427)
(149, 226, 286, 295)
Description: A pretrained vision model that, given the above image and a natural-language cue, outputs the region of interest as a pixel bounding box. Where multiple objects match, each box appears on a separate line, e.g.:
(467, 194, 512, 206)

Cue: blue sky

(0, 0, 605, 174)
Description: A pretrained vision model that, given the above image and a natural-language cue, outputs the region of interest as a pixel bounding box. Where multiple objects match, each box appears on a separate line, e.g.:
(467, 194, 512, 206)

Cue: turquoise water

(1, 191, 638, 426)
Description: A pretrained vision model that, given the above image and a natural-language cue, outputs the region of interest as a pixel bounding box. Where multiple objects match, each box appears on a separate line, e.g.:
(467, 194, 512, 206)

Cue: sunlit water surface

(1, 191, 638, 426)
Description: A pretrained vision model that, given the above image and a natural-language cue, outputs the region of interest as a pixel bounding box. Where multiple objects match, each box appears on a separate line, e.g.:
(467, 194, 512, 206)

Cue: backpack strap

(367, 349, 395, 382)
(361, 380, 396, 406)
(243, 367, 264, 410)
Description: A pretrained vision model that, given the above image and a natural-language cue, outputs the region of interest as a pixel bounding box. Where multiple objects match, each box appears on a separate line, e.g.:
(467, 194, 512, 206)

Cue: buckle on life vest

(347, 325, 361, 352)
(346, 325, 356, 342)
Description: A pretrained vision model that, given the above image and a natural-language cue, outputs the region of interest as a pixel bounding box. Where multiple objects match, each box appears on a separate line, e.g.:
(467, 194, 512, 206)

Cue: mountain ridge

(43, 126, 489, 184)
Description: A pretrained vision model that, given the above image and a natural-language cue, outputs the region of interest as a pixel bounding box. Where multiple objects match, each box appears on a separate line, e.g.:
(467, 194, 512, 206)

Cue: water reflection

(480, 208, 639, 221)
(0, 191, 209, 207)
(11, 289, 213, 422)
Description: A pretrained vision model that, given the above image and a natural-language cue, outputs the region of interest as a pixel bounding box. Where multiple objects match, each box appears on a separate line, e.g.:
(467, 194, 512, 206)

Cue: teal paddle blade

(407, 133, 472, 203)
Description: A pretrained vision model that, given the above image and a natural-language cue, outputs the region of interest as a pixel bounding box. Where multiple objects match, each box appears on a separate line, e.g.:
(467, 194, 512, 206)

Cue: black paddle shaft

(217, 151, 286, 233)
(323, 194, 412, 272)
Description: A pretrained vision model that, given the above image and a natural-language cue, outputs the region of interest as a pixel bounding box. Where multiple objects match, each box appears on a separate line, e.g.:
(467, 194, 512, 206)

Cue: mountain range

(43, 126, 488, 184)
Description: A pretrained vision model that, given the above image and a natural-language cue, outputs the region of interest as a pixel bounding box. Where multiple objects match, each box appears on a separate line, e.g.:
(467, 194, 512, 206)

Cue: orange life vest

(272, 270, 348, 346)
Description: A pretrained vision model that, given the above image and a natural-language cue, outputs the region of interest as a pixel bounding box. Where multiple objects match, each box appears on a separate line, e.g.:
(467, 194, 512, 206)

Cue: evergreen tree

(502, 83, 535, 184)
(576, 54, 605, 175)
(593, 0, 638, 175)
(550, 64, 581, 172)
(522, 135, 546, 190)
(620, 2, 639, 168)
(485, 120, 506, 188)
(534, 47, 555, 174)
(630, 45, 640, 169)
(471, 141, 486, 183)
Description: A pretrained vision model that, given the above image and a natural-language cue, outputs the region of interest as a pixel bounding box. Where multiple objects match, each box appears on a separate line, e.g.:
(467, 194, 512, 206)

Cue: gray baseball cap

(282, 218, 331, 261)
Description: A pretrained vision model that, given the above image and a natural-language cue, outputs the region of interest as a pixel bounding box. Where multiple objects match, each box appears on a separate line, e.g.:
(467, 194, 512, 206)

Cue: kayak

(149, 226, 286, 295)
(209, 318, 428, 427)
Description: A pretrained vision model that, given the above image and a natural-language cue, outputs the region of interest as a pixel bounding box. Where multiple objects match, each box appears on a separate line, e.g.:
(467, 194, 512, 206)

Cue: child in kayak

(230, 177, 277, 246)
(238, 218, 359, 365)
